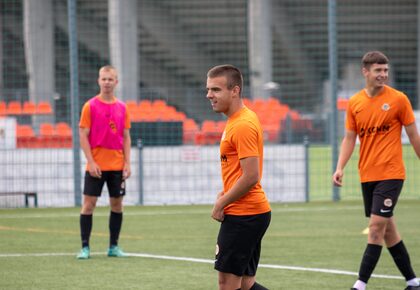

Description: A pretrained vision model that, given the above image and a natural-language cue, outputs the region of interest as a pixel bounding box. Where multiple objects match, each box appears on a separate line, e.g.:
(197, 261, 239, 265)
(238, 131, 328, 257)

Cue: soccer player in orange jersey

(333, 51, 420, 290)
(206, 64, 271, 290)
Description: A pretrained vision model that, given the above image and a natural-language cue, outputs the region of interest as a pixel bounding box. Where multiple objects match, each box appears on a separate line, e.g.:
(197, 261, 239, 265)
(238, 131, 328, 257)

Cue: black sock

(80, 214, 92, 248)
(109, 211, 123, 247)
(250, 282, 269, 290)
(388, 240, 416, 281)
(358, 244, 382, 283)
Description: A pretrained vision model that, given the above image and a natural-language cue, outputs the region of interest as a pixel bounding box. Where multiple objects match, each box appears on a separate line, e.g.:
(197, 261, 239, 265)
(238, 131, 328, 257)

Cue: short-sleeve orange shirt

(346, 85, 415, 182)
(220, 106, 271, 216)
(79, 96, 131, 171)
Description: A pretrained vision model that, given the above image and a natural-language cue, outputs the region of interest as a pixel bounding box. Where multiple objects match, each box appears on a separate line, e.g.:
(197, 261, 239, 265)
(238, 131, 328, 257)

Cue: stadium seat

(55, 122, 72, 148)
(200, 120, 222, 145)
(183, 118, 199, 144)
(36, 101, 53, 114)
(39, 122, 55, 136)
(22, 101, 37, 115)
(6, 101, 22, 115)
(337, 98, 349, 111)
(0, 101, 6, 115)
(38, 122, 58, 148)
(138, 100, 152, 112)
(125, 100, 138, 113)
(16, 124, 39, 148)
(55, 122, 72, 136)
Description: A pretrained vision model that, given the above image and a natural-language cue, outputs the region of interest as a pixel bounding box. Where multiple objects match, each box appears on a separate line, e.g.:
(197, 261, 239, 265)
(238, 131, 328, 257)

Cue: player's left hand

(123, 163, 131, 180)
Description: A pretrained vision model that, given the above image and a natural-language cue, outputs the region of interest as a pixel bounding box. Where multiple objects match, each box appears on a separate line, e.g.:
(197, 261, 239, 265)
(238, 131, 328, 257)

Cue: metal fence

(1, 0, 419, 207)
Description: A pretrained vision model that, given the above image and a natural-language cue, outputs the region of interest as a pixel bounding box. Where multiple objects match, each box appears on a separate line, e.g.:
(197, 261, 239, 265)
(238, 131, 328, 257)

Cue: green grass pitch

(1, 200, 420, 289)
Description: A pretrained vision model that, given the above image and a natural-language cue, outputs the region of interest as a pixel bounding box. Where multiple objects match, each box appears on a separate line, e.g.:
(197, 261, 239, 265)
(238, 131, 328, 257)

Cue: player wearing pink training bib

(76, 65, 131, 259)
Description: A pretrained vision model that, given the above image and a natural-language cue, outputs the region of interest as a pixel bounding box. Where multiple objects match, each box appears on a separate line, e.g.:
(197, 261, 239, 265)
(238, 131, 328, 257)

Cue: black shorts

(214, 211, 271, 277)
(361, 179, 403, 218)
(83, 171, 126, 198)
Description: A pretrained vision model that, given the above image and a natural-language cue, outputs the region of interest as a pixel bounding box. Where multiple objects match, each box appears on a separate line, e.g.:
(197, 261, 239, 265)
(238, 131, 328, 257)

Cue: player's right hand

(88, 162, 102, 178)
(332, 169, 343, 187)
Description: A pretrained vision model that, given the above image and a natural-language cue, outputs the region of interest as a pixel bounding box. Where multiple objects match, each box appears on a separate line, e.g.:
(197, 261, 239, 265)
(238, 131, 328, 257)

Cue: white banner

(0, 117, 16, 149)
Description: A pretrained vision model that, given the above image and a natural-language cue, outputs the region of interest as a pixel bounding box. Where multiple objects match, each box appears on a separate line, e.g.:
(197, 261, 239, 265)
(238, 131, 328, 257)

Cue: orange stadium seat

(36, 101, 53, 114)
(183, 118, 199, 144)
(22, 101, 37, 115)
(0, 101, 6, 115)
(55, 122, 72, 148)
(337, 98, 349, 111)
(38, 122, 58, 148)
(6, 101, 22, 115)
(39, 122, 55, 136)
(200, 120, 222, 145)
(16, 124, 39, 148)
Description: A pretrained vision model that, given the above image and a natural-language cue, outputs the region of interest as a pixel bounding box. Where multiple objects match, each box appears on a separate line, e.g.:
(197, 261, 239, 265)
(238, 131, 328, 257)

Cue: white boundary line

(0, 251, 403, 280)
(0, 206, 363, 219)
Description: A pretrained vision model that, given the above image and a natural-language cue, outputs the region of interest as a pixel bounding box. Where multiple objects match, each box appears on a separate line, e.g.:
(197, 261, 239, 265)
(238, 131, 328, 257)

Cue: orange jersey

(220, 106, 271, 216)
(346, 85, 415, 182)
(79, 96, 131, 171)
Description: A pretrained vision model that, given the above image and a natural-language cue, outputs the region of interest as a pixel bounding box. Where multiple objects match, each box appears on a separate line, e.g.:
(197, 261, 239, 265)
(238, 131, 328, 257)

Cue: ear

(362, 67, 369, 77)
(232, 85, 241, 97)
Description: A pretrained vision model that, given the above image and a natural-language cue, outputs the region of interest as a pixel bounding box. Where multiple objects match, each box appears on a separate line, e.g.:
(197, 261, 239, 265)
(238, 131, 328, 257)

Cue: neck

(99, 93, 115, 103)
(365, 86, 384, 98)
(225, 100, 244, 118)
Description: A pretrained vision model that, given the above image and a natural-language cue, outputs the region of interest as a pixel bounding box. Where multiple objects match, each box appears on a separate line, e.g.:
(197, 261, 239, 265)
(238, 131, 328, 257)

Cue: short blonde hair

(99, 65, 118, 78)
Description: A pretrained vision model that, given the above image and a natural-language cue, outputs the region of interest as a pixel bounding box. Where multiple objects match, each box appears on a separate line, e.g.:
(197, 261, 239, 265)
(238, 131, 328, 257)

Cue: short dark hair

(207, 64, 243, 96)
(361, 51, 389, 69)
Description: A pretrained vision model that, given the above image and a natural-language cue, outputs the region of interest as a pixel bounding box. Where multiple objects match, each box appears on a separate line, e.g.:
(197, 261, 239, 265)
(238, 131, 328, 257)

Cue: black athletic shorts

(214, 211, 271, 277)
(361, 179, 403, 218)
(83, 171, 126, 198)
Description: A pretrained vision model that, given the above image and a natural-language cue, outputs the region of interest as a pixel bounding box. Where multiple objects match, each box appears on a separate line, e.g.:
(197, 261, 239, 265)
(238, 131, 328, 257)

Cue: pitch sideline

(0, 251, 403, 280)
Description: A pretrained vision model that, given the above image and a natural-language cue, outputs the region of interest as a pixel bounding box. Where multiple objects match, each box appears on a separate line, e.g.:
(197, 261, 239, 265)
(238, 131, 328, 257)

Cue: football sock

(109, 211, 123, 247)
(250, 282, 269, 290)
(80, 214, 92, 248)
(388, 240, 417, 282)
(407, 278, 420, 287)
(358, 243, 382, 283)
(352, 280, 366, 290)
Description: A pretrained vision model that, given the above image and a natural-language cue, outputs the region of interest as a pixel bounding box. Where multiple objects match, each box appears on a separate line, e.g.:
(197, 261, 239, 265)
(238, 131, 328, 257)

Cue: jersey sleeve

(399, 93, 415, 126)
(124, 105, 131, 129)
(79, 102, 91, 128)
(232, 121, 260, 159)
(345, 99, 357, 131)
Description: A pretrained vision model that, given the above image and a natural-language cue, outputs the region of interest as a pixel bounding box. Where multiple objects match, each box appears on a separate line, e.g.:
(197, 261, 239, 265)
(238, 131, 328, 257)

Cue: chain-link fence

(1, 0, 419, 207)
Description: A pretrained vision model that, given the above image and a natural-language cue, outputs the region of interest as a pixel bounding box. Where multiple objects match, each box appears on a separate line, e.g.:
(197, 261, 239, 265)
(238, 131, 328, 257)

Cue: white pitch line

(0, 251, 403, 280)
(0, 206, 363, 219)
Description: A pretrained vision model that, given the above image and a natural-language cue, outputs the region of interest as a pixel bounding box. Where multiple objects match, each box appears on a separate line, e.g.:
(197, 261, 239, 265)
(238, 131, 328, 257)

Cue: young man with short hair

(207, 64, 271, 290)
(77, 65, 131, 259)
(333, 51, 420, 290)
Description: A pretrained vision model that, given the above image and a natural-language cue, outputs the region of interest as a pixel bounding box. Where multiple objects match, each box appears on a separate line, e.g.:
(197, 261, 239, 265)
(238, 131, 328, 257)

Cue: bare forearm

(80, 134, 95, 164)
(123, 131, 131, 164)
(218, 175, 256, 208)
(409, 134, 420, 159)
(336, 137, 356, 171)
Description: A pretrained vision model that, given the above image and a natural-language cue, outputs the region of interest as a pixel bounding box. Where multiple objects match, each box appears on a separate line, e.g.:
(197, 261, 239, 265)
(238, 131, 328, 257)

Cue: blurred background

(0, 0, 419, 207)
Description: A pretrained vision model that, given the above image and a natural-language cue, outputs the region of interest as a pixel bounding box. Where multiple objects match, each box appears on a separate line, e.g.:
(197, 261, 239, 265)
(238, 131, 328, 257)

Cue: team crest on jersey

(109, 120, 117, 133)
(384, 198, 393, 207)
(381, 103, 390, 111)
